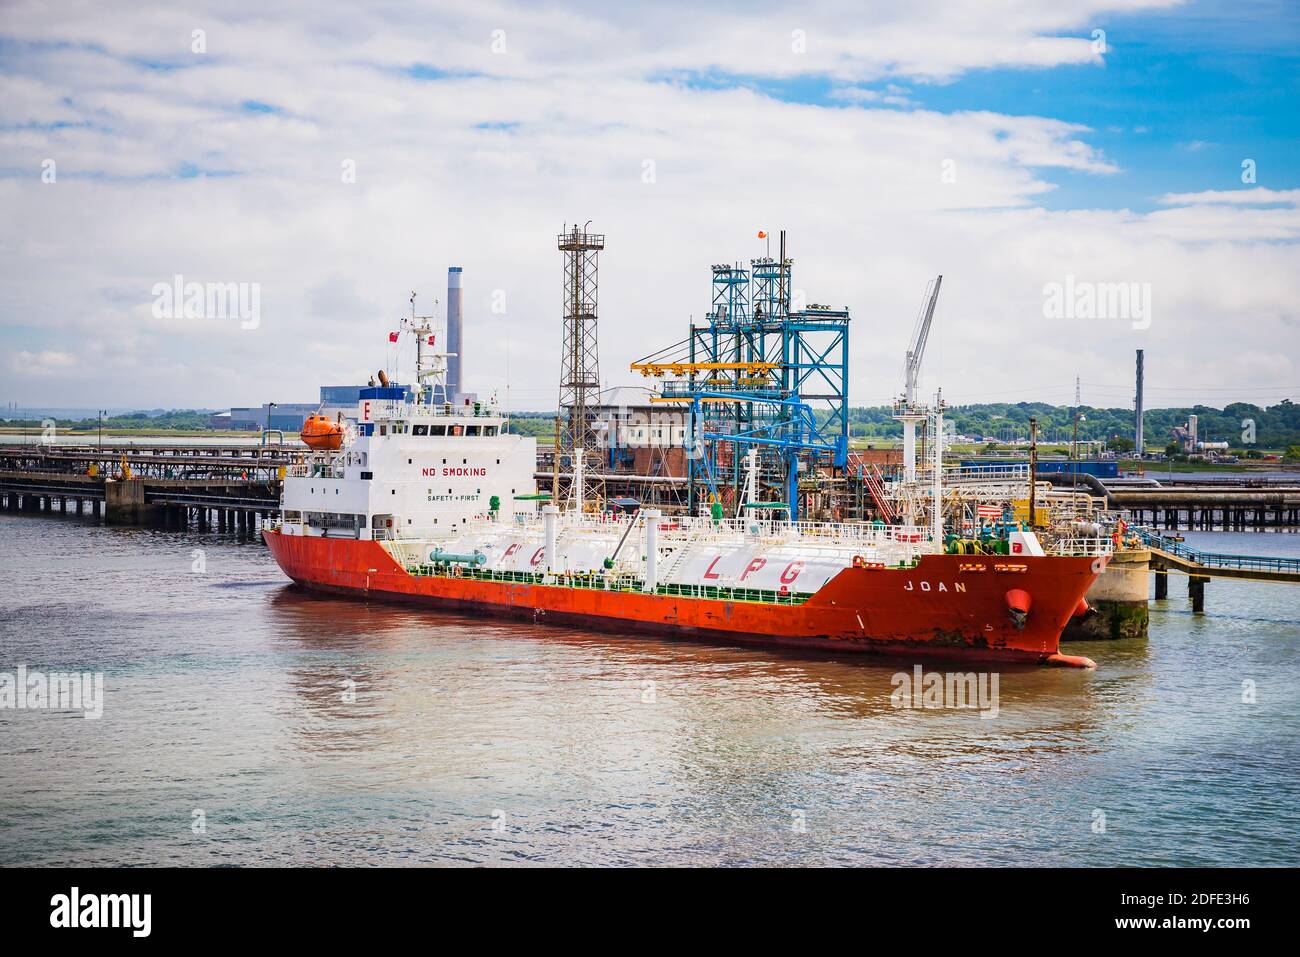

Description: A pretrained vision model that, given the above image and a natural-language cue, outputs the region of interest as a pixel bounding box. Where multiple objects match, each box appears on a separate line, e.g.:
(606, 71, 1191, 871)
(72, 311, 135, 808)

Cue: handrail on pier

(1132, 525, 1300, 577)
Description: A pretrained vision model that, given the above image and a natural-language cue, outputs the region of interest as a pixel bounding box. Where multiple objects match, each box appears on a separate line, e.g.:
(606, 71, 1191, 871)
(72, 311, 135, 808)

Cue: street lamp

(98, 409, 107, 451)
(1028, 416, 1038, 529)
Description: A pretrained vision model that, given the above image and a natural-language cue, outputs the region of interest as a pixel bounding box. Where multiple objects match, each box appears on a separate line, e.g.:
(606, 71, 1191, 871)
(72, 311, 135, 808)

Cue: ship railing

(285, 464, 346, 478)
(285, 462, 346, 478)
(945, 464, 1031, 483)
(508, 514, 936, 563)
(1050, 537, 1114, 557)
(401, 562, 813, 605)
(534, 511, 931, 546)
(285, 449, 365, 478)
(366, 399, 504, 421)
(1131, 526, 1300, 574)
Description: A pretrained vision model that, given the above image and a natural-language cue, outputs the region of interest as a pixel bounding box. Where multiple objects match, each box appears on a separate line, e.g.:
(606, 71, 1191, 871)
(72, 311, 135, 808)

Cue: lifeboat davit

(300, 413, 344, 451)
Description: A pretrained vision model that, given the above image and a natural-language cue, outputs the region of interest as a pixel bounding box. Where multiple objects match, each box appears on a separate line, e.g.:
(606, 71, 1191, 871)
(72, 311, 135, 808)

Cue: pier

(1064, 525, 1300, 639)
(1106, 481, 1300, 530)
(1133, 526, 1300, 612)
(0, 443, 295, 528)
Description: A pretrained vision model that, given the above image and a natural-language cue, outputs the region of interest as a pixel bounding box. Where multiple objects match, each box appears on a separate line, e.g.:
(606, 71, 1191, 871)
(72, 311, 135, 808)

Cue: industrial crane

(894, 275, 942, 484)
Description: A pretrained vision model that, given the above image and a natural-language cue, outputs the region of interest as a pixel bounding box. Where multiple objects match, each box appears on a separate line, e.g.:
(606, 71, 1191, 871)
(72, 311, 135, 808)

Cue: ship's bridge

(359, 392, 505, 438)
(278, 389, 536, 541)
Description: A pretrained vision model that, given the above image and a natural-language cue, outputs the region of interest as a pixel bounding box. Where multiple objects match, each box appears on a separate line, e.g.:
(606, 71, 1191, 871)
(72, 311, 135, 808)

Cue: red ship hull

(264, 529, 1102, 667)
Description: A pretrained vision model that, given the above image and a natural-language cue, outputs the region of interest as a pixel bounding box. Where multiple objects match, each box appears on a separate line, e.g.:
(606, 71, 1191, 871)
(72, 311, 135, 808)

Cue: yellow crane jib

(630, 361, 781, 378)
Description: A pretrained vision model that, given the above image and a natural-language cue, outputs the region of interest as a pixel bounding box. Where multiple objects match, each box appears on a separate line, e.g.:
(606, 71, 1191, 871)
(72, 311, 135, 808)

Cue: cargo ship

(264, 315, 1109, 668)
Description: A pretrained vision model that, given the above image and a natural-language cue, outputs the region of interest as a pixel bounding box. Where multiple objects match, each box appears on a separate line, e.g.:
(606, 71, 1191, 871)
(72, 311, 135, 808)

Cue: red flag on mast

(388, 331, 399, 343)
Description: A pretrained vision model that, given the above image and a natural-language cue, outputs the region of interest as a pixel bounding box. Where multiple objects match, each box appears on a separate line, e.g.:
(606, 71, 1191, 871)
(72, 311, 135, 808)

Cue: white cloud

(0, 0, 1181, 83)
(10, 350, 77, 376)
(0, 0, 1295, 413)
(1157, 187, 1300, 206)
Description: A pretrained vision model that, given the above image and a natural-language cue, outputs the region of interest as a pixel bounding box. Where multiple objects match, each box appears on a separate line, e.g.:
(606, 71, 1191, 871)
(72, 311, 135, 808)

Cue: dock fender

(1005, 588, 1032, 630)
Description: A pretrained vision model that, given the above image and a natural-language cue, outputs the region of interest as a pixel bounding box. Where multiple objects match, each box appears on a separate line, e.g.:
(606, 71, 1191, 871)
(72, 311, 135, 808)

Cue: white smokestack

(447, 266, 463, 401)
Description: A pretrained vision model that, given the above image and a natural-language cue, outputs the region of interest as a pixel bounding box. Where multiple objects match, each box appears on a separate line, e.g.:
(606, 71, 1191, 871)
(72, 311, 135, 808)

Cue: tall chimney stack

(447, 266, 463, 402)
(1134, 349, 1144, 454)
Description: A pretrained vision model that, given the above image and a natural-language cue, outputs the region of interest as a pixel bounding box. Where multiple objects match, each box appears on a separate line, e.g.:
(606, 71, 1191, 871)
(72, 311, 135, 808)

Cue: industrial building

(591, 386, 688, 477)
(208, 403, 319, 432)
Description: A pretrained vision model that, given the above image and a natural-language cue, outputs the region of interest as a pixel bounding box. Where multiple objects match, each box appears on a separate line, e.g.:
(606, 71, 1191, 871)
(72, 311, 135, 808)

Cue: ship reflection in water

(1, 515, 1298, 866)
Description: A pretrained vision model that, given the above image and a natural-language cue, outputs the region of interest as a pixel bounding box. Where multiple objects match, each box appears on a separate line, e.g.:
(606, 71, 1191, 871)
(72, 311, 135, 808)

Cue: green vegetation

(504, 412, 557, 442)
(849, 399, 1299, 451)
(5, 399, 1296, 454)
(0, 410, 218, 432)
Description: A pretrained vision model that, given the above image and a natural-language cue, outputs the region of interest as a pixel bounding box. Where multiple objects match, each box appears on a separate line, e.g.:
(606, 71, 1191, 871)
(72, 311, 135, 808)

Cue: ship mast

(931, 389, 945, 545)
(402, 291, 455, 404)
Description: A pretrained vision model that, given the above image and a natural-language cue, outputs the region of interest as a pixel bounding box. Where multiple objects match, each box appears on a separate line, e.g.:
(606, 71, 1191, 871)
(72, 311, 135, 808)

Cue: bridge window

(466, 425, 480, 436)
(430, 425, 446, 436)
(413, 425, 428, 436)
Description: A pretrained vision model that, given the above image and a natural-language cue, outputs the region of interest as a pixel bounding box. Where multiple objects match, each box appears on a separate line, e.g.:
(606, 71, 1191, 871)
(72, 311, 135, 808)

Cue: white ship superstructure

(280, 390, 539, 541)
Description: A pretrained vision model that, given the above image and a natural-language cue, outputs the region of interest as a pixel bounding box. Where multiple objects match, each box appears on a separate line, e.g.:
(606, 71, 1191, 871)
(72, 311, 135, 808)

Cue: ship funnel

(447, 266, 463, 402)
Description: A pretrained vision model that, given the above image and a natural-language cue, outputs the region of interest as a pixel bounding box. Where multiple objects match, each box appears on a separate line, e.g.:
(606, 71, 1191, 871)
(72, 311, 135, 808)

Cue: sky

(1, 0, 1298, 414)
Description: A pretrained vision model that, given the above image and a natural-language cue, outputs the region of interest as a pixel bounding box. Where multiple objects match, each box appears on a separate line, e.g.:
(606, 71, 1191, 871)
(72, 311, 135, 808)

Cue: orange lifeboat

(300, 413, 344, 451)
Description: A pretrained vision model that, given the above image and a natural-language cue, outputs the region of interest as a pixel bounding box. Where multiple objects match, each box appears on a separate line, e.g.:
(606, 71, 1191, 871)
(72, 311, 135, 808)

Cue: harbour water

(2, 514, 1298, 866)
